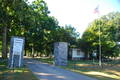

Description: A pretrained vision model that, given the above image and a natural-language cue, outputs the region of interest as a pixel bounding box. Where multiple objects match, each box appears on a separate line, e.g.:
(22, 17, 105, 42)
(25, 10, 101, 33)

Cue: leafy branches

(78, 12, 120, 59)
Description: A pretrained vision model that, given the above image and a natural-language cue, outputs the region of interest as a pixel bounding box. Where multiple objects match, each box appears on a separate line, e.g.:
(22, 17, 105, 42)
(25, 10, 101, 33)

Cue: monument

(54, 42, 68, 66)
(8, 36, 25, 67)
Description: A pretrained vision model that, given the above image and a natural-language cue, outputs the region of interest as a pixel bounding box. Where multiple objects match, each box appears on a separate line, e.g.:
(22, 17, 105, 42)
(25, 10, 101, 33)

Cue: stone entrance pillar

(8, 36, 25, 67)
(54, 42, 68, 66)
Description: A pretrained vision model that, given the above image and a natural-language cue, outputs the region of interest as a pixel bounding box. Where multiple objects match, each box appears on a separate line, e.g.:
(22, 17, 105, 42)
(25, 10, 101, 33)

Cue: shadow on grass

(37, 58, 120, 80)
(61, 64, 120, 80)
(60, 66, 120, 80)
(0, 65, 38, 80)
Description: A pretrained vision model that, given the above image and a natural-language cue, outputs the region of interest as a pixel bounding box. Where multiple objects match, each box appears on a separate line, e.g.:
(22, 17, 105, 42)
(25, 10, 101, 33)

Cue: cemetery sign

(8, 36, 25, 68)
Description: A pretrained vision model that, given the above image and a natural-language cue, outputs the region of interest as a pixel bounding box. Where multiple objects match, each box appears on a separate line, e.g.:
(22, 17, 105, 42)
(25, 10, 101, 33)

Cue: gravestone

(54, 42, 68, 66)
(8, 36, 25, 68)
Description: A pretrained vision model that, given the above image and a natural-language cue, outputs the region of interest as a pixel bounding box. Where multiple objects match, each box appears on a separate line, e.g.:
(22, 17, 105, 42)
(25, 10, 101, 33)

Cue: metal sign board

(13, 38, 23, 55)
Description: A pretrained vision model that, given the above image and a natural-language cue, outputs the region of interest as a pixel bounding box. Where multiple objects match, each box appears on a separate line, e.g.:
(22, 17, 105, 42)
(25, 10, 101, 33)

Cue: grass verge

(37, 58, 120, 80)
(0, 60, 38, 80)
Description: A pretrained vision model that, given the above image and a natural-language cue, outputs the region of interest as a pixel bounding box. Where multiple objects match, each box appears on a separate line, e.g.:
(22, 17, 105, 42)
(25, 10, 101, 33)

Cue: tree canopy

(78, 11, 120, 59)
(0, 0, 79, 58)
(1, 0, 119, 59)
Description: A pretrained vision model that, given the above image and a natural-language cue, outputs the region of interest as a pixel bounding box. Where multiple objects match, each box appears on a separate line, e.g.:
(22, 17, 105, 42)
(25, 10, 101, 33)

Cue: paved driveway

(24, 57, 97, 80)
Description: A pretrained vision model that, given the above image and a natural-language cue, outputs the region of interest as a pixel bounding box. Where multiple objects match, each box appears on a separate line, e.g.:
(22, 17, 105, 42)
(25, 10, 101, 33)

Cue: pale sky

(28, 0, 120, 38)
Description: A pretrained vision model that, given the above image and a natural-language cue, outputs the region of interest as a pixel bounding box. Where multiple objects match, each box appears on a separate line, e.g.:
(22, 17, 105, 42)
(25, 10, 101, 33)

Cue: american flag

(94, 6, 98, 14)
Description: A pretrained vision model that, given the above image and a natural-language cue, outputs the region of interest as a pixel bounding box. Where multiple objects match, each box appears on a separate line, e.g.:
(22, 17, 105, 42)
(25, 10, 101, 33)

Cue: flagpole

(98, 5, 101, 65)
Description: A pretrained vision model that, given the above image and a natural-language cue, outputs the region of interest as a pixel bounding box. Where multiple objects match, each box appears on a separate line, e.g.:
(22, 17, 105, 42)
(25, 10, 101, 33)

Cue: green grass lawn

(37, 58, 53, 64)
(37, 58, 120, 80)
(0, 59, 38, 80)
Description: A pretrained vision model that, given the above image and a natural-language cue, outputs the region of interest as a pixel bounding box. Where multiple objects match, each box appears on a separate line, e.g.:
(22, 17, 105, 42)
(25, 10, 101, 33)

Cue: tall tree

(25, 0, 57, 57)
(0, 0, 26, 58)
(78, 12, 120, 59)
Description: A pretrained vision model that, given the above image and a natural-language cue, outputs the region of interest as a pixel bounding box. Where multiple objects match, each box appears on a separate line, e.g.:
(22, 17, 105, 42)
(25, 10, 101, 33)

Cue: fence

(68, 59, 120, 70)
(0, 60, 14, 75)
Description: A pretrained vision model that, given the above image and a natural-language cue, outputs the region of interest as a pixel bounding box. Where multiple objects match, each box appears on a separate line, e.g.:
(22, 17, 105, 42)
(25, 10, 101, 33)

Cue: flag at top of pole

(94, 6, 99, 14)
(94, 5, 101, 66)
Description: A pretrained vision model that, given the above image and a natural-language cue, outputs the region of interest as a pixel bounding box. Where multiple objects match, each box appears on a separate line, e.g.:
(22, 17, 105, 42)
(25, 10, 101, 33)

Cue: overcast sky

(28, 0, 120, 38)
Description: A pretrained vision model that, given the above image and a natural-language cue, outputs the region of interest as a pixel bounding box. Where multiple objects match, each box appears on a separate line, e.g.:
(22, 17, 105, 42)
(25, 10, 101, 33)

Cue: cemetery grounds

(37, 58, 120, 80)
(0, 58, 38, 80)
(0, 55, 120, 80)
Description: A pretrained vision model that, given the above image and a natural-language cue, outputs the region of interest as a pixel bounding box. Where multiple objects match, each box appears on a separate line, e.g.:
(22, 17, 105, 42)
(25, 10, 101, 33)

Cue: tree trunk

(24, 47, 26, 56)
(2, 23, 7, 59)
(6, 40, 8, 57)
(24, 33, 26, 56)
(36, 52, 38, 57)
(40, 52, 42, 57)
(85, 51, 88, 60)
(24, 39, 26, 56)
(32, 45, 34, 58)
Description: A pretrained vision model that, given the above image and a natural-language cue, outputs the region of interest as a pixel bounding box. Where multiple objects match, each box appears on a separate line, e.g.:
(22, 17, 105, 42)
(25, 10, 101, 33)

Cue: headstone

(8, 36, 25, 67)
(54, 42, 68, 66)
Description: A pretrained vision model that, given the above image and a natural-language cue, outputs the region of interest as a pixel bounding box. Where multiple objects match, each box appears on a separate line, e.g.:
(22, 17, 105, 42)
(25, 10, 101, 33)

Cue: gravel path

(24, 57, 97, 80)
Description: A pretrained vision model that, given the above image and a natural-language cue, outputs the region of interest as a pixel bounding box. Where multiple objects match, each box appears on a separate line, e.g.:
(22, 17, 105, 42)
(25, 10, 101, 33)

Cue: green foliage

(37, 25, 79, 56)
(78, 12, 120, 58)
(0, 0, 79, 58)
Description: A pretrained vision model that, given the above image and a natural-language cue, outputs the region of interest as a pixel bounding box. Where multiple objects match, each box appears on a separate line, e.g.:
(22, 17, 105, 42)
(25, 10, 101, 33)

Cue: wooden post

(13, 59, 14, 73)
(102, 59, 103, 69)
(93, 58, 94, 71)
(74, 59, 76, 69)
(107, 59, 109, 67)
(114, 58, 115, 65)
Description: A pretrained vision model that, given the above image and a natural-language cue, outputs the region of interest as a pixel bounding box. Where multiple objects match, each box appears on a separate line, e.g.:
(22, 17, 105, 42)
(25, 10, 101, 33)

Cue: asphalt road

(24, 57, 97, 80)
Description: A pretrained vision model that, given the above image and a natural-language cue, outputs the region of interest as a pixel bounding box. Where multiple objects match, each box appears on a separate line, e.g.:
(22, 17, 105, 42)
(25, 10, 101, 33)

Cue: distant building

(68, 48, 85, 60)
(68, 48, 97, 60)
